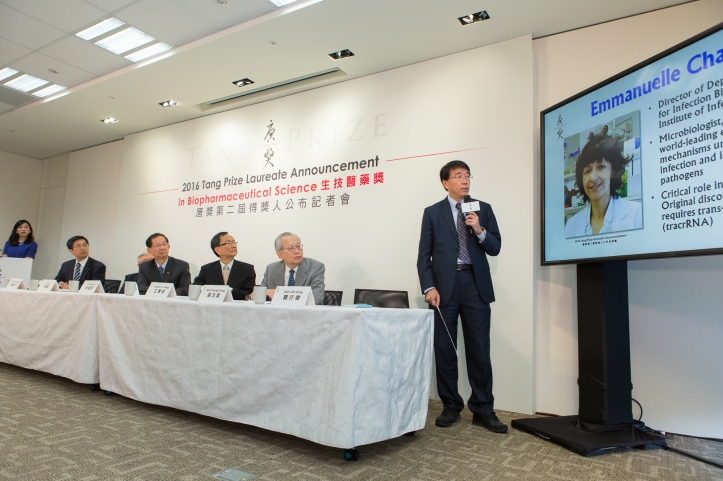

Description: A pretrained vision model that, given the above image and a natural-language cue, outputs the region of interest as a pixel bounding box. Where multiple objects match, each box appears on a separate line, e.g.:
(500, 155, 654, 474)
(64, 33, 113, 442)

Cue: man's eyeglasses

(151, 243, 169, 249)
(450, 174, 473, 181)
(220, 241, 238, 247)
(281, 245, 303, 252)
(72, 243, 89, 248)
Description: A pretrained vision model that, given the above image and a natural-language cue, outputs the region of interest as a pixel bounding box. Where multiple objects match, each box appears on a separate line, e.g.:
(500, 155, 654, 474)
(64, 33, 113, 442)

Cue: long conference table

(0, 289, 434, 450)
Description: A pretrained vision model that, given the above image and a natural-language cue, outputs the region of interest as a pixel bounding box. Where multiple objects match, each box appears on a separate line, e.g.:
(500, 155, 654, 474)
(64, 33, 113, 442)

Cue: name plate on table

(146, 282, 177, 298)
(271, 286, 315, 306)
(4, 278, 26, 290)
(198, 286, 233, 303)
(37, 280, 60, 292)
(79, 280, 105, 294)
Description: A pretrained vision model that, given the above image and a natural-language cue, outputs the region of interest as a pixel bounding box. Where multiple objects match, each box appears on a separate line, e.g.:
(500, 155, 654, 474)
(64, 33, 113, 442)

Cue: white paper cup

(68, 280, 80, 292)
(29, 279, 40, 291)
(253, 285, 267, 304)
(188, 284, 202, 301)
(124, 281, 137, 296)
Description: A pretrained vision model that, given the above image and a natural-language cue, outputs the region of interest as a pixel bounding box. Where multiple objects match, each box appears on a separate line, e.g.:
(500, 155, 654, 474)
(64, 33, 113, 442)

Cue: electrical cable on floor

(664, 445, 723, 470)
(631, 397, 643, 421)
(633, 398, 723, 470)
(663, 432, 723, 443)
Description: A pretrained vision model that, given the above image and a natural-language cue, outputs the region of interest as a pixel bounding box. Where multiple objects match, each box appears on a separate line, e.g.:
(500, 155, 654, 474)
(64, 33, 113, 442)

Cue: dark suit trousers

(434, 269, 494, 417)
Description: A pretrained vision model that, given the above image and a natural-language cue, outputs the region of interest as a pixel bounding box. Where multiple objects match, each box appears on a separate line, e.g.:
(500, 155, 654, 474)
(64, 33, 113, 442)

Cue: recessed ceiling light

(96, 27, 154, 55)
(77, 17, 125, 40)
(32, 84, 66, 98)
(232, 78, 254, 87)
(269, 0, 300, 6)
(125, 42, 171, 62)
(101, 118, 118, 124)
(328, 49, 354, 61)
(457, 10, 490, 26)
(4, 74, 49, 92)
(159, 100, 177, 107)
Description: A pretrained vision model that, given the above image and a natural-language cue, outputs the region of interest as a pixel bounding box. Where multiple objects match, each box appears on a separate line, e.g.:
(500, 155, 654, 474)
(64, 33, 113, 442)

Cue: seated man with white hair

(257, 232, 325, 305)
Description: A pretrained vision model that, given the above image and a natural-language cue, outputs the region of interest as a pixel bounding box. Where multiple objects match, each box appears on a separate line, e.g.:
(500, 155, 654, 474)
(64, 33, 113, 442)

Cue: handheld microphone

(463, 195, 475, 236)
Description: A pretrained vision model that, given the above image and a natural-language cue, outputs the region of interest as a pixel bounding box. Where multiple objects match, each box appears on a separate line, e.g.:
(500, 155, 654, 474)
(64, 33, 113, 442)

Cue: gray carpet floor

(0, 362, 721, 481)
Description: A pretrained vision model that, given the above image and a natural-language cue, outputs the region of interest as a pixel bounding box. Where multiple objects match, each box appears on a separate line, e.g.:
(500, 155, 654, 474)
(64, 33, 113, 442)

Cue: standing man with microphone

(417, 160, 506, 433)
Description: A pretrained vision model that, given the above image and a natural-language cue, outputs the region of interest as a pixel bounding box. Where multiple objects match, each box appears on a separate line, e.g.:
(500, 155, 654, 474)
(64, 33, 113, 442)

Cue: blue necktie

(456, 203, 472, 264)
(288, 269, 295, 286)
(73, 262, 81, 281)
(158, 265, 164, 278)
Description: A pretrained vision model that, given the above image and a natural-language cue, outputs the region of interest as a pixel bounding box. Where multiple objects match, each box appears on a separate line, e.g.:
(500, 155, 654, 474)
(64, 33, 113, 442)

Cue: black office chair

(102, 279, 121, 294)
(323, 290, 343, 306)
(353, 289, 409, 308)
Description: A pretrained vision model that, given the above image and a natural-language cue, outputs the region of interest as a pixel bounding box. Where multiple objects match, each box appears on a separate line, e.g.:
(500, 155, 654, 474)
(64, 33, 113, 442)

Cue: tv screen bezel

(541, 21, 723, 266)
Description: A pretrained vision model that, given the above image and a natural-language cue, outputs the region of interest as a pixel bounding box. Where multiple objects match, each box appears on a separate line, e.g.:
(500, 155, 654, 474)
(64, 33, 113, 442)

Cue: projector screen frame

(540, 21, 723, 266)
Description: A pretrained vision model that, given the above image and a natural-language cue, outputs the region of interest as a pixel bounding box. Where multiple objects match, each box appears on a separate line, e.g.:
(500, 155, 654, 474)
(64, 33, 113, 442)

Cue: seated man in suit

(193, 232, 256, 300)
(55, 235, 106, 289)
(256, 232, 325, 304)
(137, 233, 191, 296)
(118, 252, 154, 294)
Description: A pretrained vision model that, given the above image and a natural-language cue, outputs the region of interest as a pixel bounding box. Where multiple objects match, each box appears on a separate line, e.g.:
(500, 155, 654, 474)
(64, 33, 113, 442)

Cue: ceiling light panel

(33, 84, 66, 98)
(269, 0, 300, 6)
(96, 27, 154, 54)
(0, 67, 19, 81)
(4, 74, 49, 92)
(125, 43, 172, 62)
(76, 17, 125, 41)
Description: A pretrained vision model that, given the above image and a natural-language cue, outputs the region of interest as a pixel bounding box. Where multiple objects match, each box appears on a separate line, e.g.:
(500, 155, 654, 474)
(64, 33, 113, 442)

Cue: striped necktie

(456, 203, 472, 264)
(158, 265, 164, 278)
(74, 262, 81, 281)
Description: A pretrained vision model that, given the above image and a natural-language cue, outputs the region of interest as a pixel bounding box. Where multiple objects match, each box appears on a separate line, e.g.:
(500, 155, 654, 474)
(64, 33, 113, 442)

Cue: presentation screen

(542, 23, 723, 265)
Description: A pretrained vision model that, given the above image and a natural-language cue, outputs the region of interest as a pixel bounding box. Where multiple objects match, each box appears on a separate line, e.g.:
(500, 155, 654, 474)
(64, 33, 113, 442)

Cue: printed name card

(37, 280, 60, 292)
(271, 286, 315, 306)
(4, 278, 26, 290)
(197, 286, 233, 303)
(79, 280, 105, 294)
(461, 201, 481, 213)
(146, 282, 177, 298)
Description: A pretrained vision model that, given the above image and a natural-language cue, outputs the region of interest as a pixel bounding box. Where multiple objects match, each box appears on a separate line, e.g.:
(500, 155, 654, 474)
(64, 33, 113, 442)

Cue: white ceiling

(0, 0, 694, 159)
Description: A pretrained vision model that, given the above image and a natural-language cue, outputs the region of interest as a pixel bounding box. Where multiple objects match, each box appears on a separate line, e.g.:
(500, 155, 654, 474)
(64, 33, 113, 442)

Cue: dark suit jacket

(137, 257, 191, 296)
(55, 257, 106, 284)
(417, 197, 501, 305)
(193, 260, 256, 300)
(118, 272, 139, 294)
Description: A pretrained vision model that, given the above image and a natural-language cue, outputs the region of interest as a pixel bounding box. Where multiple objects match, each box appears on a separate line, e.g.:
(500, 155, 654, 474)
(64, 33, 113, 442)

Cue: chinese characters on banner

(193, 172, 383, 218)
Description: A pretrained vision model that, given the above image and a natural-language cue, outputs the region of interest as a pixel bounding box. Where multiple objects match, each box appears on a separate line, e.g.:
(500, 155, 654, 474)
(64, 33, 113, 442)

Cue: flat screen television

(542, 22, 723, 265)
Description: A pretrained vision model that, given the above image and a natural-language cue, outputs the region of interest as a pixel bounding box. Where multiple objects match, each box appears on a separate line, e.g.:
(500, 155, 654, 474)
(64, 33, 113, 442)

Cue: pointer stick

(435, 305, 459, 358)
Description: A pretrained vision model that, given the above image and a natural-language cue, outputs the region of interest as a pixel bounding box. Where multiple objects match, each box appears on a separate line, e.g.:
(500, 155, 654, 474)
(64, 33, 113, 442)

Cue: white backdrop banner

(110, 35, 535, 413)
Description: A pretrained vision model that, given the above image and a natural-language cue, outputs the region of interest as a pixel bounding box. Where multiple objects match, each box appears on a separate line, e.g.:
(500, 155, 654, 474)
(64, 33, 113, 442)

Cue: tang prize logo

(263, 120, 276, 168)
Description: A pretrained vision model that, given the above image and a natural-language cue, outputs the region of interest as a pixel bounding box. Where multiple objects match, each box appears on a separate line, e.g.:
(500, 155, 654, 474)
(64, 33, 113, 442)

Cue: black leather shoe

(472, 412, 508, 433)
(435, 407, 461, 427)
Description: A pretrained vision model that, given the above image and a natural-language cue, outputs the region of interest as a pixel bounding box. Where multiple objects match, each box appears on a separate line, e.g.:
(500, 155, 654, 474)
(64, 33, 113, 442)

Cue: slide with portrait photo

(543, 26, 723, 264)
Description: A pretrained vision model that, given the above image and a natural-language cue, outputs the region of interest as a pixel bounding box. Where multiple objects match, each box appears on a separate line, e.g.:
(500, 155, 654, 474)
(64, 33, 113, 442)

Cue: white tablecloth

(0, 289, 99, 383)
(96, 295, 434, 449)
